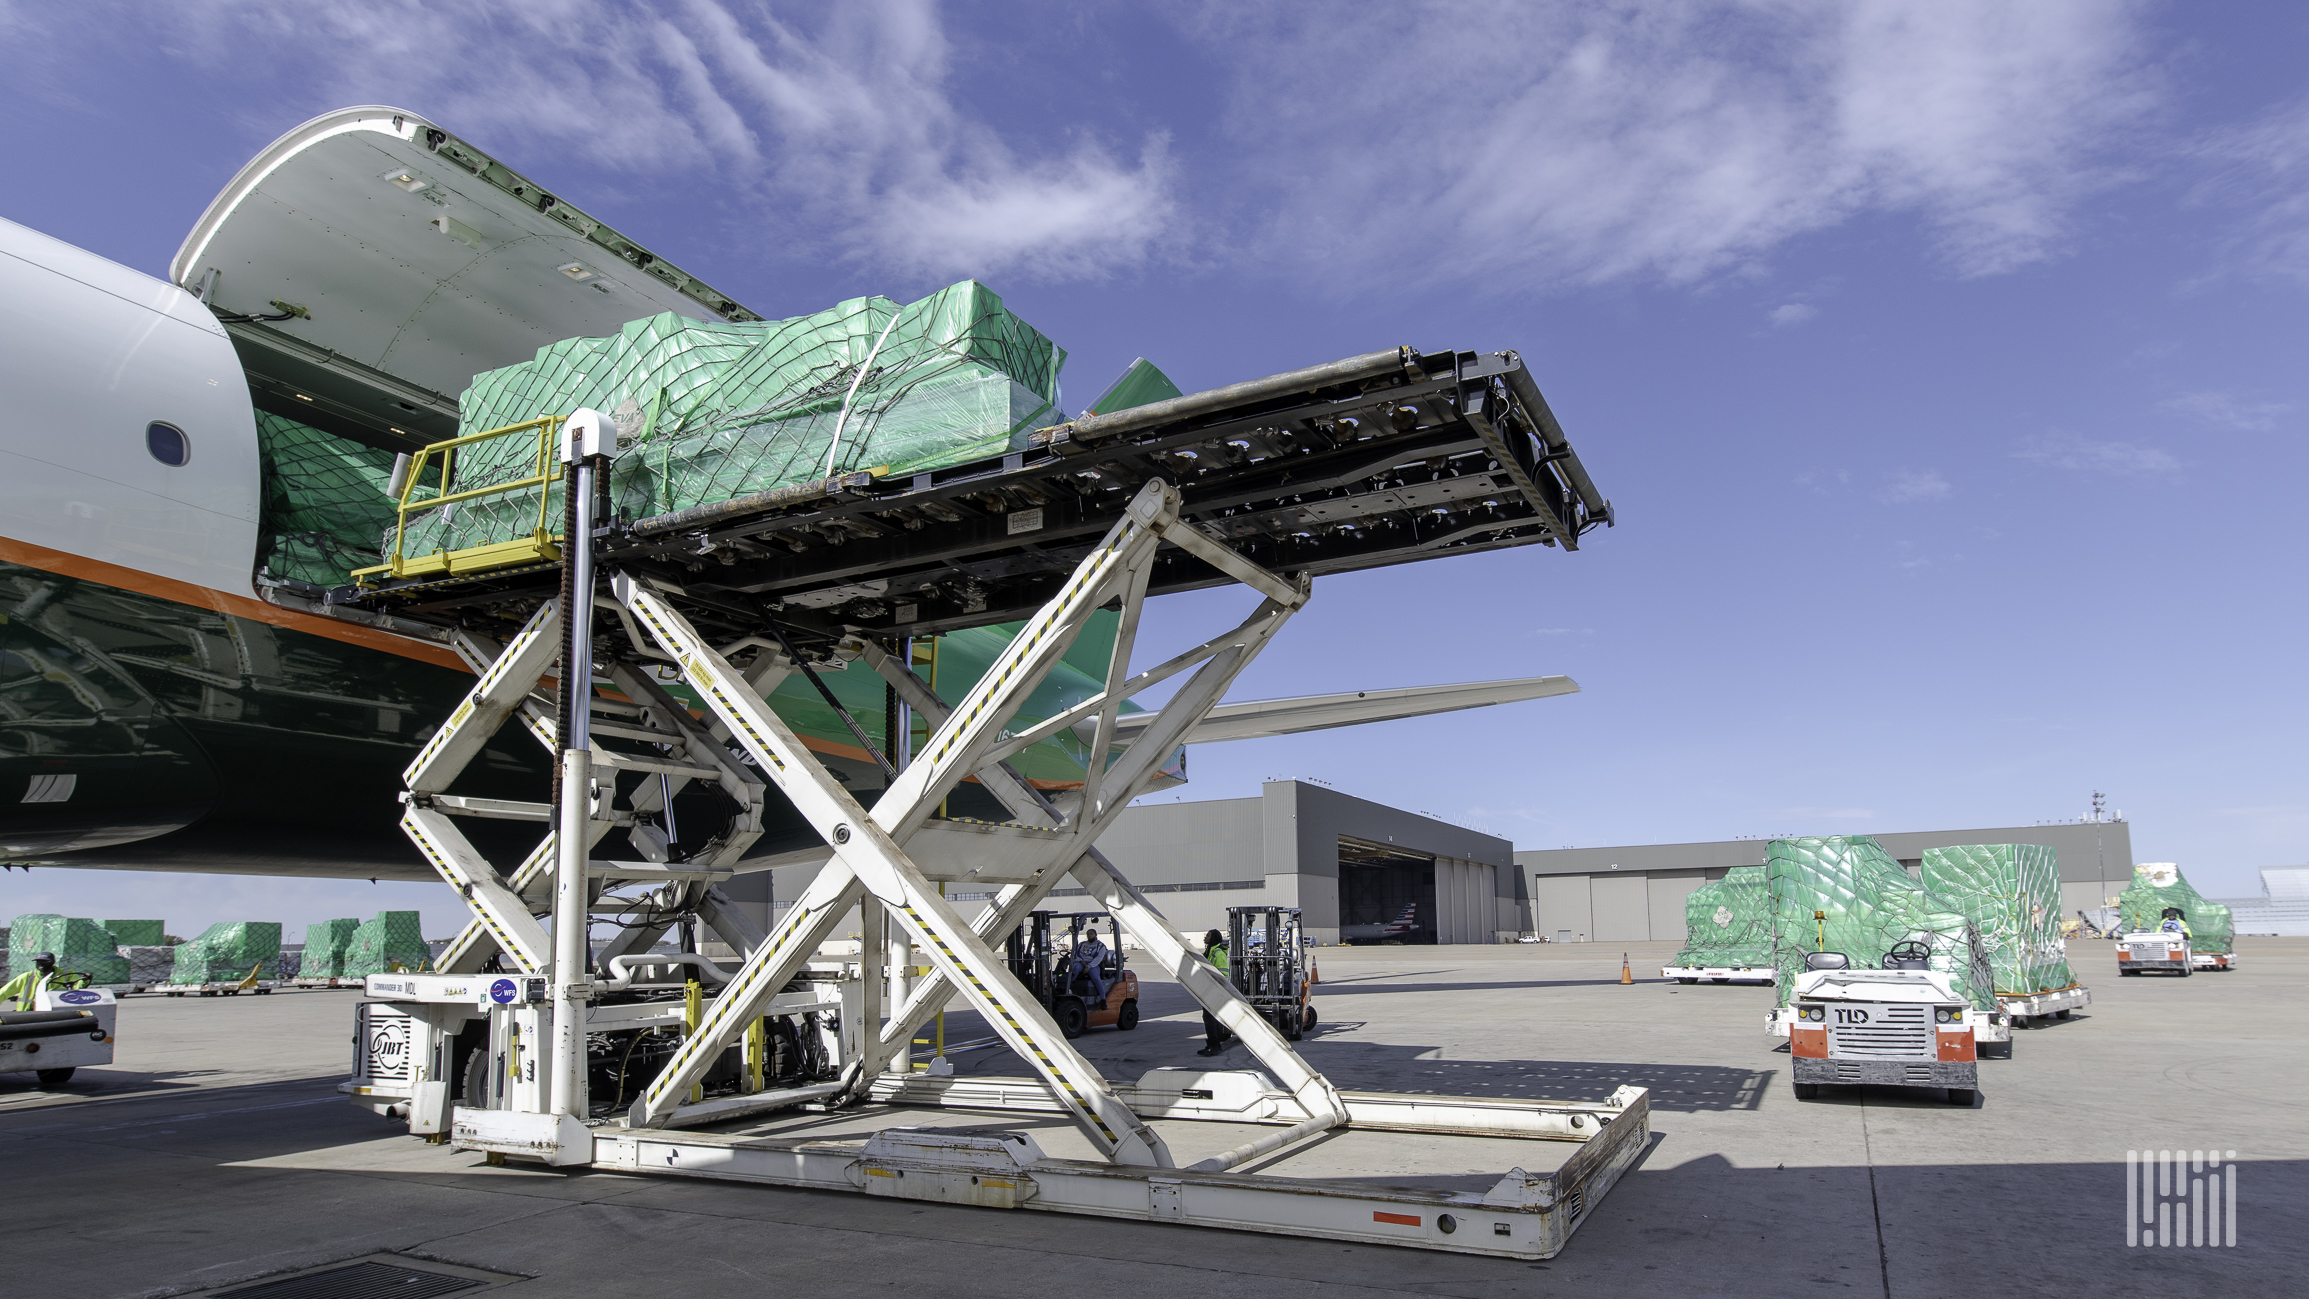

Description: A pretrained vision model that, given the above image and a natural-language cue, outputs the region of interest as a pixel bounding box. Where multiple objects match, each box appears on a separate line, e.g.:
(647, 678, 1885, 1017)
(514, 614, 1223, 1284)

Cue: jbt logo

(489, 978, 519, 1004)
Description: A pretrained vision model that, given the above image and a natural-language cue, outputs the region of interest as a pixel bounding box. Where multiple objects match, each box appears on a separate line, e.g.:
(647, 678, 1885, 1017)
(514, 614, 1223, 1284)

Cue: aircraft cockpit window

(146, 422, 190, 466)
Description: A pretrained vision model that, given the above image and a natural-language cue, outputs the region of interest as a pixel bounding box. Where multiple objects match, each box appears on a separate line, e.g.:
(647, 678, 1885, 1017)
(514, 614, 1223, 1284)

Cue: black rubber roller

(0, 1011, 98, 1042)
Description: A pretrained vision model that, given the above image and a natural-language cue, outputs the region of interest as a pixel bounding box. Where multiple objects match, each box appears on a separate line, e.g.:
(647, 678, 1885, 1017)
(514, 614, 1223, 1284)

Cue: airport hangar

(757, 782, 2136, 948)
(760, 779, 1524, 947)
(1514, 819, 2140, 944)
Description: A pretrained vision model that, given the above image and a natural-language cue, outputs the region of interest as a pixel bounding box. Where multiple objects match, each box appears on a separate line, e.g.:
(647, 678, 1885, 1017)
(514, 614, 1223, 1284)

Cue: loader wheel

(1056, 998, 1088, 1039)
(1116, 1000, 1139, 1032)
(1301, 1006, 1318, 1034)
(1792, 1083, 1819, 1100)
(36, 1068, 74, 1089)
(1947, 1088, 1976, 1107)
(2177, 965, 2193, 978)
(1678, 977, 1697, 985)
(2055, 1009, 2072, 1019)
(462, 1045, 490, 1106)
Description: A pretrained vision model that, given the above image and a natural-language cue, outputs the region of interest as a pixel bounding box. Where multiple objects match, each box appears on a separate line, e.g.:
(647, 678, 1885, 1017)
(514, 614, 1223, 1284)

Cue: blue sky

(3, 1, 2305, 938)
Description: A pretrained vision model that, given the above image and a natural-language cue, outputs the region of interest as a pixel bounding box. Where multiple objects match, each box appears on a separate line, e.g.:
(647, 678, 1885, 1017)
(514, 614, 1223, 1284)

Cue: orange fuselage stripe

(0, 534, 1090, 780)
(0, 533, 473, 674)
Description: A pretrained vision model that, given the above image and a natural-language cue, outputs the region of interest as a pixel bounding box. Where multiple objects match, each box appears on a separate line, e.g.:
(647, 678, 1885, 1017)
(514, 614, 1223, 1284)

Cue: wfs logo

(2127, 1150, 2237, 1247)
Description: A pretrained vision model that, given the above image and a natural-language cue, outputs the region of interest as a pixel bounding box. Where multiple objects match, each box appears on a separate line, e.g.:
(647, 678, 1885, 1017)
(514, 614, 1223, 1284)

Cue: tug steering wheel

(1883, 941, 1933, 970)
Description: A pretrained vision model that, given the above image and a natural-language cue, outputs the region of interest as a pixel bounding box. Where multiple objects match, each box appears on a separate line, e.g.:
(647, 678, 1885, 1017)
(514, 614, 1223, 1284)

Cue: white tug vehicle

(1786, 942, 1985, 1107)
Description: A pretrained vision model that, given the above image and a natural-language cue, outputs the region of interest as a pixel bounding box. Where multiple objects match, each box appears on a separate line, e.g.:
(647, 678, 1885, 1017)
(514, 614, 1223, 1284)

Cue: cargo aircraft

(0, 107, 1582, 886)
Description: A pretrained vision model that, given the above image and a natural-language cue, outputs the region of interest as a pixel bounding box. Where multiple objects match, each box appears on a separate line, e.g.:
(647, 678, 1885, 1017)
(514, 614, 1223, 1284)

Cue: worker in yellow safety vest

(1197, 930, 1233, 1057)
(2, 952, 57, 1010)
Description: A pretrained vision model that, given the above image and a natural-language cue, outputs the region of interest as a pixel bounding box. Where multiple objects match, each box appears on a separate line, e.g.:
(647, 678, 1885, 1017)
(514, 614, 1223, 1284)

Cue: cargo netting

(1671, 866, 1773, 968)
(2118, 864, 2234, 953)
(1920, 845, 2077, 996)
(1766, 836, 1995, 1008)
(7, 914, 127, 985)
(388, 279, 1065, 563)
(342, 911, 430, 975)
(166, 922, 283, 985)
(125, 947, 175, 987)
(103, 919, 165, 947)
(253, 410, 403, 589)
(297, 918, 361, 980)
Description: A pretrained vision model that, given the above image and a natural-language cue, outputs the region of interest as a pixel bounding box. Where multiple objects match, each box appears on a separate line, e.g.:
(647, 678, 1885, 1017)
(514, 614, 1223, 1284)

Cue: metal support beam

(615, 567, 1172, 1165)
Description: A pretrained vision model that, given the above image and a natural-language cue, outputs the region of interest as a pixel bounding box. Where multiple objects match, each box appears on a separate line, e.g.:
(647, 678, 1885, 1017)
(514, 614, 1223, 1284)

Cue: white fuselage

(0, 215, 262, 596)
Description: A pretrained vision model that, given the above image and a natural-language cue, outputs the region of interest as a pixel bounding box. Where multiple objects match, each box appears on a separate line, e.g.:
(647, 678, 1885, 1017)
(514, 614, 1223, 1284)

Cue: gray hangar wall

(1514, 820, 2141, 943)
(1058, 781, 1521, 945)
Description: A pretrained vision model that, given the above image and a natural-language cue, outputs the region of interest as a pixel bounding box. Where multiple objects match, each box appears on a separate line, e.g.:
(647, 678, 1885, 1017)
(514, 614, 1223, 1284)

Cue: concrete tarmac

(4, 938, 2302, 1297)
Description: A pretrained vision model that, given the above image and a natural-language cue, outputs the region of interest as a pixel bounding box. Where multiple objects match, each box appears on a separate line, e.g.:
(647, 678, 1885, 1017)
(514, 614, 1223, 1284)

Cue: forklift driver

(1070, 929, 1113, 1003)
(2, 952, 56, 1010)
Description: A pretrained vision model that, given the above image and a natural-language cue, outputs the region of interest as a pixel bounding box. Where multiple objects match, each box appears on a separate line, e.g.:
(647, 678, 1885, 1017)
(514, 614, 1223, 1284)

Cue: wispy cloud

(2191, 93, 2309, 285)
(36, 1, 1177, 284)
(1189, 1, 2159, 291)
(9, 1, 2166, 296)
(1769, 303, 1818, 327)
(2015, 432, 2178, 475)
(2163, 390, 2292, 431)
(1880, 469, 1951, 503)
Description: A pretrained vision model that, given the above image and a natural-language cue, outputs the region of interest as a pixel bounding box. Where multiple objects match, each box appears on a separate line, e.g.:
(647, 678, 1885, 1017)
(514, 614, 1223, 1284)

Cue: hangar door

(1336, 838, 1499, 944)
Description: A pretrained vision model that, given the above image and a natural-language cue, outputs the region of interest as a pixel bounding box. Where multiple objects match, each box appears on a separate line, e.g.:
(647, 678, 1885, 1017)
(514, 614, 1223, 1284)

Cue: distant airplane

(1339, 903, 1420, 944)
(0, 106, 1581, 883)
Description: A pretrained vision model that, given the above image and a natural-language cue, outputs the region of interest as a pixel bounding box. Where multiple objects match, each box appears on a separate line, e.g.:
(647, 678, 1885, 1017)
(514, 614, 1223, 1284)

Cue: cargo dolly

(335, 346, 1646, 1259)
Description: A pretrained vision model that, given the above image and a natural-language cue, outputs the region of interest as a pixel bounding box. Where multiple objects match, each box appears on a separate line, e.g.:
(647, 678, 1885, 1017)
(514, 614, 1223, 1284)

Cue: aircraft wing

(1104, 676, 1579, 746)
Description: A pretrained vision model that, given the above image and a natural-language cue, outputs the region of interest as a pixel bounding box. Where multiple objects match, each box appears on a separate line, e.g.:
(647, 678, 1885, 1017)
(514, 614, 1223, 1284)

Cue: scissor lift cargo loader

(345, 347, 1648, 1259)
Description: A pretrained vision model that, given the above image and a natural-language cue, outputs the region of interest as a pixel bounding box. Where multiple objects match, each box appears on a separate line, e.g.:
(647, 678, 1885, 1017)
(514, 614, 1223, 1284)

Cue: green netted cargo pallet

(390, 279, 1066, 564)
(1671, 866, 1773, 968)
(254, 410, 405, 588)
(1920, 845, 2077, 996)
(167, 922, 284, 985)
(8, 914, 129, 985)
(342, 911, 430, 976)
(297, 918, 362, 980)
(1766, 836, 1995, 1008)
(103, 919, 165, 948)
(2118, 864, 2233, 953)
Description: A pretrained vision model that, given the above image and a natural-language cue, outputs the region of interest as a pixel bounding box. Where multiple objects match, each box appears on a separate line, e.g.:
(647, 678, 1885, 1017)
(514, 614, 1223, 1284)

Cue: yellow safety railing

(353, 416, 565, 583)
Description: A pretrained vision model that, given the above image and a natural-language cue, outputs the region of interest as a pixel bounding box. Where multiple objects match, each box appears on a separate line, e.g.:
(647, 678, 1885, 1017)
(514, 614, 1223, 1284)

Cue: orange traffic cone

(1620, 952, 1634, 984)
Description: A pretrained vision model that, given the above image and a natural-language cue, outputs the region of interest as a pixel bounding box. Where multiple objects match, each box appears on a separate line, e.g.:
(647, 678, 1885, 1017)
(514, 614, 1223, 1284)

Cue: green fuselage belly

(0, 562, 1133, 879)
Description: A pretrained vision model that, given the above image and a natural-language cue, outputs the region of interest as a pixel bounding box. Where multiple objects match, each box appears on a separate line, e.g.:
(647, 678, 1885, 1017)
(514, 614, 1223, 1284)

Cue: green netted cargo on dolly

(163, 923, 283, 995)
(386, 279, 1066, 566)
(342, 912, 430, 977)
(7, 914, 129, 987)
(103, 920, 165, 948)
(1766, 837, 1995, 1009)
(2115, 864, 2237, 973)
(294, 919, 362, 985)
(1663, 866, 1774, 983)
(1921, 845, 2091, 1025)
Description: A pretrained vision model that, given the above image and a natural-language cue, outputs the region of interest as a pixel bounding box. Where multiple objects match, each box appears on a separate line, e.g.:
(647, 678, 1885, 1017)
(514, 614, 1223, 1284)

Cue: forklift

(1225, 906, 1319, 1040)
(1004, 911, 1139, 1038)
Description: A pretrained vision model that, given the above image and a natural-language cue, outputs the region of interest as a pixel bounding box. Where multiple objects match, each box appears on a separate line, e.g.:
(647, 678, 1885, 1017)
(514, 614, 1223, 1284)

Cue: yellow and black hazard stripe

(406, 813, 539, 974)
(898, 901, 1121, 1146)
(626, 593, 791, 779)
(926, 528, 1135, 772)
(643, 899, 818, 1105)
